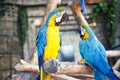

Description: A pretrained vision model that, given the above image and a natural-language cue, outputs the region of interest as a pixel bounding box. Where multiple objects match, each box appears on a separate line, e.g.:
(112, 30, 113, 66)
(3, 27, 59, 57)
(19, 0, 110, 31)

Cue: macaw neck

(82, 25, 90, 33)
(48, 23, 60, 31)
(47, 15, 59, 28)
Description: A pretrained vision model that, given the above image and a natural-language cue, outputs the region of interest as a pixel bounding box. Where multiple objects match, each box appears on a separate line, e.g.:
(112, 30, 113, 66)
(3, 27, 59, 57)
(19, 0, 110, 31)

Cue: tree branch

(106, 50, 120, 57)
(40, 0, 61, 25)
(56, 62, 93, 75)
(51, 74, 81, 80)
(13, 50, 120, 80)
(113, 59, 120, 70)
(15, 50, 120, 74)
(33, 0, 61, 27)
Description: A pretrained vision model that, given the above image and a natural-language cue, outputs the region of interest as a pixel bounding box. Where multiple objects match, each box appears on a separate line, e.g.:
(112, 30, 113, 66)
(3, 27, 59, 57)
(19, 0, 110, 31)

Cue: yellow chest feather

(44, 26, 60, 60)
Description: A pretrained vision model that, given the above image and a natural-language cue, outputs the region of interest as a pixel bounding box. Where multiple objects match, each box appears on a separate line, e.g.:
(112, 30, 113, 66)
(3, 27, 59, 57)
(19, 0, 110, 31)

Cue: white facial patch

(81, 26, 86, 36)
(55, 11, 65, 23)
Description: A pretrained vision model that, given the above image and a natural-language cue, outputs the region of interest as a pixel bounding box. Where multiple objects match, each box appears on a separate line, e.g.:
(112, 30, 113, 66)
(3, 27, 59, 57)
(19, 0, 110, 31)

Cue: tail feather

(37, 67, 51, 80)
(106, 69, 120, 80)
(37, 67, 44, 80)
(40, 67, 44, 80)
(37, 75, 40, 80)
(44, 73, 51, 80)
(93, 68, 106, 80)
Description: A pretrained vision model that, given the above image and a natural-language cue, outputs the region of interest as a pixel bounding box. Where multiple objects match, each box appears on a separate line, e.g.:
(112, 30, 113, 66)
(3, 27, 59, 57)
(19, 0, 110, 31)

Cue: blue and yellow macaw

(78, 24, 120, 80)
(36, 7, 69, 80)
(78, 0, 120, 80)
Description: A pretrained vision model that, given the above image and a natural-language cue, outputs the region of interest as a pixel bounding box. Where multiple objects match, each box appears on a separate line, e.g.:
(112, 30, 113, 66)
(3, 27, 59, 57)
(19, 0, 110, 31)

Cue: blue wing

(93, 68, 106, 80)
(79, 40, 120, 79)
(36, 24, 47, 67)
(79, 40, 110, 73)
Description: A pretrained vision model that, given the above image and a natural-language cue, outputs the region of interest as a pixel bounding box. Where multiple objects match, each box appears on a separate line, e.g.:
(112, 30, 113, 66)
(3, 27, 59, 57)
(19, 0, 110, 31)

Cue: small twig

(113, 59, 120, 70)
(14, 59, 39, 74)
(39, 0, 61, 26)
(68, 74, 94, 79)
(106, 50, 120, 57)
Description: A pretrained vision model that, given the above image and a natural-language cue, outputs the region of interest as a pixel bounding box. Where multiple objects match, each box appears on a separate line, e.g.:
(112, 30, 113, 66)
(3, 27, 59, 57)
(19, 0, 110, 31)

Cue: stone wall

(0, 5, 21, 79)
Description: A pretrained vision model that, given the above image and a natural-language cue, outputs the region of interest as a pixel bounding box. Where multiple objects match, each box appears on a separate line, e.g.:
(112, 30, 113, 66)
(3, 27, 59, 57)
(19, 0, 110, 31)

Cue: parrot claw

(77, 61, 85, 65)
(43, 58, 59, 73)
(80, 58, 86, 63)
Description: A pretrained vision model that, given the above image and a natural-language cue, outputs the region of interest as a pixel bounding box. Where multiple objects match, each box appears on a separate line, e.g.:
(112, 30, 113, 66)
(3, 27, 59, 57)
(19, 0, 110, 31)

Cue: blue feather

(79, 0, 87, 15)
(36, 24, 47, 66)
(106, 69, 120, 80)
(94, 68, 106, 80)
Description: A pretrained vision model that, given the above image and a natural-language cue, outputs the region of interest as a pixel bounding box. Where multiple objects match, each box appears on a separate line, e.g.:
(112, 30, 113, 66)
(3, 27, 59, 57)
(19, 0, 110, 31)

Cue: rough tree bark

(14, 51, 120, 74)
(13, 50, 120, 80)
(113, 59, 120, 70)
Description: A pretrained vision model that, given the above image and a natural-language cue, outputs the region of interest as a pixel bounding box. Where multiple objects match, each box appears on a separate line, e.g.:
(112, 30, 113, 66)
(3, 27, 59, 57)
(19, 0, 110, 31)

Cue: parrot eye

(56, 12, 62, 18)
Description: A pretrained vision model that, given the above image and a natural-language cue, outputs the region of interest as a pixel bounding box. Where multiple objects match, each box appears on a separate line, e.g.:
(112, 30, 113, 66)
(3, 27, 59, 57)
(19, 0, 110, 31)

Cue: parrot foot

(43, 58, 59, 73)
(80, 59, 86, 63)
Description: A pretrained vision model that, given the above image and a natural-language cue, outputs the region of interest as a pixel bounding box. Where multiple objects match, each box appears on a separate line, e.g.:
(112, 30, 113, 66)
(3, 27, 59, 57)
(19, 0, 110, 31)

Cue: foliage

(0, 0, 7, 19)
(0, 0, 7, 3)
(17, 7, 28, 46)
(91, 0, 120, 47)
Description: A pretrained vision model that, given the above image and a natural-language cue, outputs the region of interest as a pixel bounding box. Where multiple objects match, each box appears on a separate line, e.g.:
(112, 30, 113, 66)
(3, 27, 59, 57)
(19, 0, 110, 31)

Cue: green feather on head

(58, 7, 65, 12)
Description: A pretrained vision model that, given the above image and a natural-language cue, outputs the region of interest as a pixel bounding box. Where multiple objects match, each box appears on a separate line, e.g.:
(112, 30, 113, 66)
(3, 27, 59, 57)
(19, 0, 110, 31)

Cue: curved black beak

(55, 12, 69, 26)
(61, 12, 69, 21)
(77, 26, 85, 37)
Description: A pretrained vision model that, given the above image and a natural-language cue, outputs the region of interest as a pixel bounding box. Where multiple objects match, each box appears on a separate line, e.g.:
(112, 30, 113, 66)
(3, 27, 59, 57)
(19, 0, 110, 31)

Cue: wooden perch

(13, 60, 120, 80)
(13, 50, 120, 80)
(106, 50, 120, 57)
(113, 59, 120, 70)
(57, 62, 93, 75)
(35, 0, 61, 26)
(68, 74, 94, 79)
(51, 74, 81, 80)
(85, 0, 106, 3)
(15, 50, 120, 74)
(68, 0, 97, 28)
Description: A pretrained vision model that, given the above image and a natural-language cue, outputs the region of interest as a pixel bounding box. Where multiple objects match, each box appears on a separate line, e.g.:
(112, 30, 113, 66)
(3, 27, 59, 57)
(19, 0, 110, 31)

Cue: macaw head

(46, 7, 69, 26)
(77, 26, 85, 37)
(77, 26, 89, 40)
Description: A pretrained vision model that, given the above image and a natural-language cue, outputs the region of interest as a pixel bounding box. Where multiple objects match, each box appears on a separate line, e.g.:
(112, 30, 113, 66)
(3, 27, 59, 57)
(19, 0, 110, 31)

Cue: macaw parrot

(78, 24, 120, 80)
(36, 7, 69, 80)
(78, 0, 120, 80)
